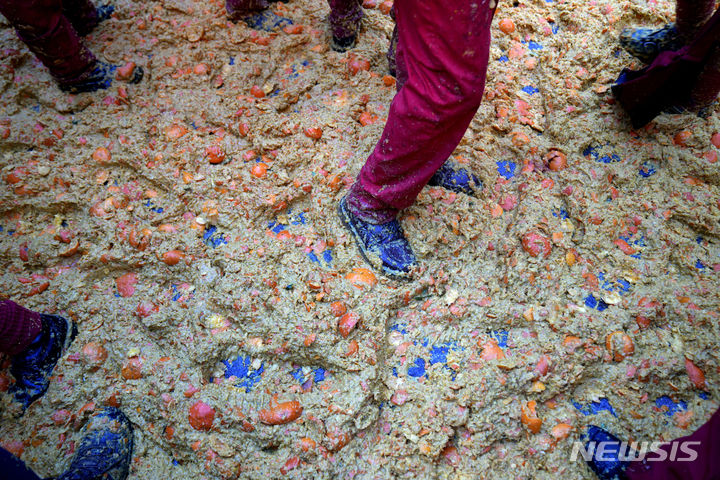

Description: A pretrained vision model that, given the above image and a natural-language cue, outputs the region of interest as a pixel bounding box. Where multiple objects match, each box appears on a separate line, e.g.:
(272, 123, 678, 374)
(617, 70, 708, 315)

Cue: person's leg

(327, 0, 363, 51)
(346, 0, 495, 223)
(676, 0, 715, 39)
(0, 300, 42, 356)
(0, 447, 42, 480)
(0, 300, 77, 410)
(61, 0, 101, 37)
(0, 0, 97, 84)
(625, 408, 720, 480)
(689, 44, 720, 107)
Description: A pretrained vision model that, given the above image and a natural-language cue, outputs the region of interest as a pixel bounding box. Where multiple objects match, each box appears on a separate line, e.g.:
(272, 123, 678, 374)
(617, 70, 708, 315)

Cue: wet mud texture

(1, 0, 719, 478)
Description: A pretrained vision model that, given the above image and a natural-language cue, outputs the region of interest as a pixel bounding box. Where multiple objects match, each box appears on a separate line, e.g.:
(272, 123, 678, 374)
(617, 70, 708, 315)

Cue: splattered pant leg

(327, 0, 363, 40)
(0, 0, 96, 82)
(61, 0, 101, 36)
(0, 447, 41, 480)
(626, 408, 720, 480)
(225, 0, 270, 18)
(0, 300, 41, 356)
(346, 0, 496, 224)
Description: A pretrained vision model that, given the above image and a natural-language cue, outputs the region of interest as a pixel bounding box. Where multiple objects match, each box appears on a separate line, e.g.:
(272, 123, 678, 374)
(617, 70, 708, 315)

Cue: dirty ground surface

(1, 0, 719, 478)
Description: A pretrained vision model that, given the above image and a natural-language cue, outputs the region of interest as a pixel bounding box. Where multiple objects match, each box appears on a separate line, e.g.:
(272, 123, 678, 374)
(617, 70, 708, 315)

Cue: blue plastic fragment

(408, 358, 426, 377)
(307, 251, 320, 264)
(698, 392, 710, 400)
(696, 236, 704, 245)
(292, 212, 307, 225)
(526, 41, 543, 50)
(203, 225, 228, 248)
(314, 368, 326, 382)
(229, 56, 235, 65)
(552, 208, 569, 219)
(522, 86, 540, 95)
(583, 145, 621, 163)
(655, 395, 687, 417)
(392, 367, 398, 377)
(390, 323, 408, 334)
(497, 160, 517, 180)
(584, 294, 609, 311)
(224, 356, 264, 392)
(430, 346, 449, 365)
(550, 23, 559, 33)
(639, 161, 657, 177)
(573, 398, 617, 417)
(491, 330, 509, 348)
(171, 285, 182, 301)
(498, 55, 509, 62)
(695, 259, 706, 270)
(323, 249, 333, 264)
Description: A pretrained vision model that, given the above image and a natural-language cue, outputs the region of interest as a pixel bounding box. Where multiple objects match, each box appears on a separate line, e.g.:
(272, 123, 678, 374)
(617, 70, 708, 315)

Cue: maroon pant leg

(626, 408, 720, 480)
(327, 0, 363, 40)
(225, 0, 270, 18)
(0, 0, 96, 82)
(346, 0, 496, 223)
(676, 0, 715, 38)
(61, 0, 100, 36)
(0, 300, 42, 356)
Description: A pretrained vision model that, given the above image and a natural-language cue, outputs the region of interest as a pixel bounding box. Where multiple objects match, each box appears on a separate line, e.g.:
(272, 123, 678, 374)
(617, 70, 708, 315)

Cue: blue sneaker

(584, 426, 630, 480)
(57, 407, 134, 480)
(10, 314, 77, 410)
(59, 61, 143, 94)
(619, 23, 683, 64)
(338, 196, 417, 279)
(96, 4, 116, 22)
(240, 10, 292, 31)
(427, 162, 482, 196)
(331, 34, 357, 53)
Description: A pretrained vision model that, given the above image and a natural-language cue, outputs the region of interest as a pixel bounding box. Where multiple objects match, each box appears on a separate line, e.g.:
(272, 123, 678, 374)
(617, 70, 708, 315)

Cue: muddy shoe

(427, 161, 482, 196)
(338, 196, 416, 279)
(57, 407, 134, 480)
(331, 34, 356, 53)
(240, 10, 293, 31)
(583, 426, 630, 480)
(58, 61, 143, 94)
(10, 314, 77, 410)
(619, 23, 683, 64)
(96, 4, 116, 22)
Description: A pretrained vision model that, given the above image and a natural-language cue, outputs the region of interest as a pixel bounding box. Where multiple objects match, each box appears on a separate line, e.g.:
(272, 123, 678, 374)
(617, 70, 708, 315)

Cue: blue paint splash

(408, 358, 426, 377)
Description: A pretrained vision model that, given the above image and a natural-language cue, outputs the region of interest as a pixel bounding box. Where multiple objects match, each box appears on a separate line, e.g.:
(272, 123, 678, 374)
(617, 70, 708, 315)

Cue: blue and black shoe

(619, 23, 683, 64)
(584, 426, 630, 480)
(338, 196, 417, 279)
(10, 314, 77, 411)
(57, 407, 134, 480)
(58, 61, 143, 94)
(239, 10, 293, 31)
(427, 162, 482, 196)
(332, 34, 357, 53)
(96, 4, 116, 22)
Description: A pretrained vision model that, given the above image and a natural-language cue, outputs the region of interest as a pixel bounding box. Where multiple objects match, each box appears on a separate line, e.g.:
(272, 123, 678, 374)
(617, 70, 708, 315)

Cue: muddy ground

(1, 0, 719, 478)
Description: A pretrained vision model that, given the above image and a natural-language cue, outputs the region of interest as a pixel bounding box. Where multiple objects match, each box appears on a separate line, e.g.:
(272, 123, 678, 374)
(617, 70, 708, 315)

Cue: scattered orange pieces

(121, 357, 143, 379)
(250, 85, 265, 98)
(304, 127, 322, 140)
(673, 130, 692, 147)
(520, 400, 543, 434)
(338, 312, 360, 338)
(206, 145, 226, 164)
(685, 358, 706, 389)
(161, 250, 185, 266)
(251, 162, 268, 178)
(551, 423, 573, 440)
(545, 149, 567, 171)
(606, 331, 634, 361)
(116, 272, 137, 297)
(479, 339, 505, 361)
(189, 401, 215, 431)
(521, 232, 552, 258)
(499, 18, 515, 34)
(258, 400, 303, 425)
(346, 268, 377, 288)
(92, 147, 111, 163)
(116, 62, 137, 81)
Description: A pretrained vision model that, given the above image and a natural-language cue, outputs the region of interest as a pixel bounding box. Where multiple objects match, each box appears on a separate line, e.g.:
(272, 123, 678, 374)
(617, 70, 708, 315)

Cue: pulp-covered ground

(1, 0, 719, 478)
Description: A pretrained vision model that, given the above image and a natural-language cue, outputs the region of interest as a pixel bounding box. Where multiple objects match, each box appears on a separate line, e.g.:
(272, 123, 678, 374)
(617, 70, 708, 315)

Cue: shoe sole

(337, 197, 413, 281)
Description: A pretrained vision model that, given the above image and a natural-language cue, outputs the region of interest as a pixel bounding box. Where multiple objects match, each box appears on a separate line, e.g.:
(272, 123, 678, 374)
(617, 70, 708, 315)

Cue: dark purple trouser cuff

(0, 0, 98, 83)
(0, 300, 42, 356)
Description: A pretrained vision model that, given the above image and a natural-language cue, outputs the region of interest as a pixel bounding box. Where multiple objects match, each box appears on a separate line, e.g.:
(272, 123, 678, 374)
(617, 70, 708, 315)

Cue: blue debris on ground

(573, 398, 617, 417)
(223, 356, 264, 393)
(203, 225, 228, 248)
